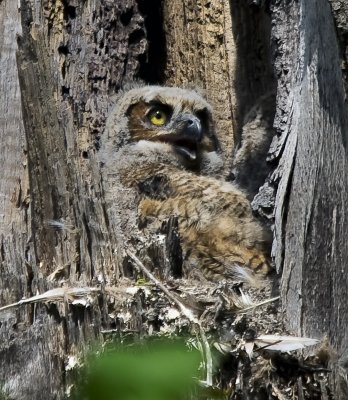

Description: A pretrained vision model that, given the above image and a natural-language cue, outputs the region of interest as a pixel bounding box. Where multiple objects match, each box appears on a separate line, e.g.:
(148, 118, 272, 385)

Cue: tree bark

(1, 0, 149, 398)
(0, 0, 347, 398)
(268, 1, 348, 398)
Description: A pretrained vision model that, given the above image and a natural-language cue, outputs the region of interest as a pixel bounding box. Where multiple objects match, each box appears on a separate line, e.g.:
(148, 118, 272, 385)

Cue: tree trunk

(0, 0, 347, 398)
(1, 1, 150, 398)
(268, 1, 348, 398)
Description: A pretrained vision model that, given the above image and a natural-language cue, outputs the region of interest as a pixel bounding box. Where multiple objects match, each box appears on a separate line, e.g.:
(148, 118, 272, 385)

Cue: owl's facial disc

(127, 100, 216, 163)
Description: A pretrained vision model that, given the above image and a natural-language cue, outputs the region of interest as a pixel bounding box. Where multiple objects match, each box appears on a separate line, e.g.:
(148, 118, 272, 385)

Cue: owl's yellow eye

(148, 109, 167, 126)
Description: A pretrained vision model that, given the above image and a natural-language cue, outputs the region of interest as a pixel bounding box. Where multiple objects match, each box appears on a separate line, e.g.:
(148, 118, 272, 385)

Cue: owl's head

(103, 85, 221, 171)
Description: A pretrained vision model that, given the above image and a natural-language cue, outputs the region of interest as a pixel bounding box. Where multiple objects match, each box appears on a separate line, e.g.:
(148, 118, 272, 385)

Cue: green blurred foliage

(0, 389, 12, 400)
(71, 339, 204, 400)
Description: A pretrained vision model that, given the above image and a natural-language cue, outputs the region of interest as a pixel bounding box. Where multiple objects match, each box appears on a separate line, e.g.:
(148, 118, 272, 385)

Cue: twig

(319, 380, 329, 400)
(126, 250, 213, 386)
(271, 382, 287, 400)
(199, 327, 213, 386)
(297, 377, 304, 400)
(126, 250, 198, 323)
(0, 287, 100, 313)
(239, 296, 280, 313)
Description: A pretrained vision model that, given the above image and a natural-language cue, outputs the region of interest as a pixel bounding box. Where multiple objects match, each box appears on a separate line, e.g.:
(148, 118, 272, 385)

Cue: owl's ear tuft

(108, 80, 146, 109)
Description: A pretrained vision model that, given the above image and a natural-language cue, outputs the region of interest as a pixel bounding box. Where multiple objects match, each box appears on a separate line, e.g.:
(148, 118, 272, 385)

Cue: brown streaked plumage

(101, 84, 271, 285)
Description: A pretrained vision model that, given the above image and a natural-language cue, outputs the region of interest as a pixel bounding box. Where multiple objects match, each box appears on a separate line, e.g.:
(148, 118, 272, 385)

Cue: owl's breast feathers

(135, 168, 271, 283)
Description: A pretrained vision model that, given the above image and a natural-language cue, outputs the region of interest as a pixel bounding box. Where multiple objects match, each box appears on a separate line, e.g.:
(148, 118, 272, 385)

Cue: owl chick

(100, 84, 271, 284)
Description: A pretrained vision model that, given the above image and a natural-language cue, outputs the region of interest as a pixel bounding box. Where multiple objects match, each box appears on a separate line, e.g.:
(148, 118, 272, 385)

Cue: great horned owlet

(100, 84, 271, 284)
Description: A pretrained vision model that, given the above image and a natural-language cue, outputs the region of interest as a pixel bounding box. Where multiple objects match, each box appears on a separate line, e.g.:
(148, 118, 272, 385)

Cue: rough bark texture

(0, 0, 38, 397)
(163, 0, 237, 167)
(1, 0, 150, 398)
(0, 0, 347, 398)
(265, 0, 348, 398)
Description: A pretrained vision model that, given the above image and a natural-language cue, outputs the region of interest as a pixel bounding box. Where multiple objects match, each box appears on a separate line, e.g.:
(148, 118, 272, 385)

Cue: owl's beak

(155, 114, 202, 161)
(177, 114, 202, 141)
(172, 114, 202, 161)
(175, 143, 198, 161)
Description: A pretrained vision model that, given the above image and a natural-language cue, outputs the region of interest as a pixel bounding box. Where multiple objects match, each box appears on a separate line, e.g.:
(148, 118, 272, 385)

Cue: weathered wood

(0, 1, 44, 398)
(163, 0, 236, 166)
(0, 0, 151, 398)
(163, 0, 275, 173)
(268, 0, 348, 397)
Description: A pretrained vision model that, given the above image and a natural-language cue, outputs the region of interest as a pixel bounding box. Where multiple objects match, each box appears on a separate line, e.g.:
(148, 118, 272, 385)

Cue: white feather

(255, 335, 319, 352)
(232, 265, 261, 287)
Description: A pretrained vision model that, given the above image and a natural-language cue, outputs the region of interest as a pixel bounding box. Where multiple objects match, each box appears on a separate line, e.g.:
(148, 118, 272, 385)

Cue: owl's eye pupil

(148, 108, 167, 126)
